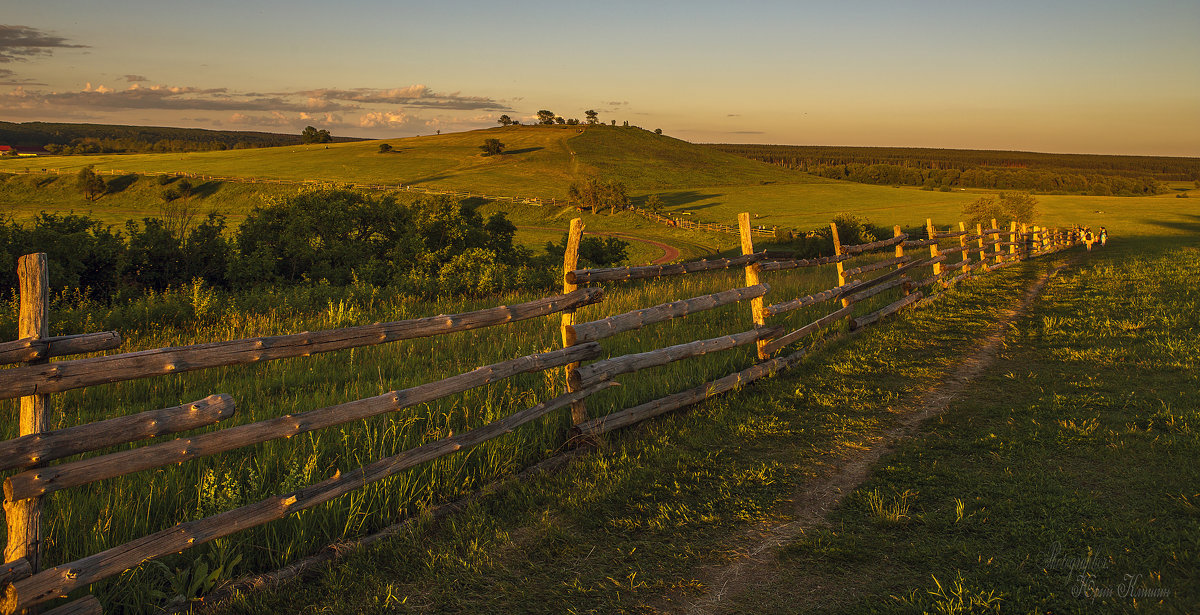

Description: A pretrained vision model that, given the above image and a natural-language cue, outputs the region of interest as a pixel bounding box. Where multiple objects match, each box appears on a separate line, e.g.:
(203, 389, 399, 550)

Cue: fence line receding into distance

(0, 213, 1082, 613)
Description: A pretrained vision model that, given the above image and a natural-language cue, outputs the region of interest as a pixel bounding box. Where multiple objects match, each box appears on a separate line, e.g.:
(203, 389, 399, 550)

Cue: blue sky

(2, 0, 1198, 155)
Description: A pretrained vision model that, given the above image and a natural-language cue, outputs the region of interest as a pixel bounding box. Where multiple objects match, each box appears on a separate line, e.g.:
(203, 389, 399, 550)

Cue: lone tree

(536, 110, 556, 125)
(378, 143, 393, 153)
(585, 110, 598, 124)
(962, 192, 1039, 227)
(497, 114, 513, 126)
(480, 138, 505, 156)
(301, 125, 333, 144)
(644, 193, 663, 212)
(655, 128, 663, 135)
(568, 178, 629, 215)
(77, 166, 106, 201)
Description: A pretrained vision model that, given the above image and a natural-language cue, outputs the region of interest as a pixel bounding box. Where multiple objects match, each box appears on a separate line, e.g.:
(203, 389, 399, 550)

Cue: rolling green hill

(3, 124, 1197, 257)
(0, 125, 809, 198)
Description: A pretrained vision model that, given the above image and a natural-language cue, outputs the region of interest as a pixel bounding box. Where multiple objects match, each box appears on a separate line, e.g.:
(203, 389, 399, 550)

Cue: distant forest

(0, 121, 363, 155)
(709, 144, 1200, 196)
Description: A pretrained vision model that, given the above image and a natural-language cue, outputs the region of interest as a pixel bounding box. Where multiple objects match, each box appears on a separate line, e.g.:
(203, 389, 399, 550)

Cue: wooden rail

(0, 288, 603, 401)
(5, 345, 600, 502)
(0, 332, 121, 366)
(567, 253, 767, 284)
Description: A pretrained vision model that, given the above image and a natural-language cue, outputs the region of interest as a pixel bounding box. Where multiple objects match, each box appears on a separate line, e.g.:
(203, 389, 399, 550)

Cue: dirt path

(517, 225, 682, 265)
(681, 258, 1076, 615)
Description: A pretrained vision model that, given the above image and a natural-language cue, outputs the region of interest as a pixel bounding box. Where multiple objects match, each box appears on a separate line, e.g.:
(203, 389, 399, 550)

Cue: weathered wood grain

(842, 233, 908, 255)
(571, 328, 780, 389)
(41, 595, 101, 615)
(1, 381, 616, 613)
(7, 253, 48, 572)
(5, 344, 600, 502)
(577, 350, 807, 435)
(760, 304, 855, 356)
(739, 213, 769, 360)
(0, 395, 234, 472)
(843, 255, 909, 279)
(764, 281, 862, 317)
(851, 291, 924, 330)
(566, 253, 767, 284)
(0, 332, 122, 366)
(757, 253, 851, 272)
(568, 285, 769, 344)
(0, 288, 603, 401)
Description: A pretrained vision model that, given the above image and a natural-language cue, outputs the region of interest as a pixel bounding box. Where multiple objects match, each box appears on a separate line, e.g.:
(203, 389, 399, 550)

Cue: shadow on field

(657, 190, 722, 210)
(1139, 213, 1200, 235)
(191, 180, 222, 199)
(505, 147, 544, 155)
(105, 174, 140, 194)
(407, 174, 453, 186)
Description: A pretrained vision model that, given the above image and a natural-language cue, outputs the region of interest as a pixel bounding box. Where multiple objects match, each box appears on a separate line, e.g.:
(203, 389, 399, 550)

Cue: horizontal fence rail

(0, 288, 603, 400)
(0, 212, 1083, 613)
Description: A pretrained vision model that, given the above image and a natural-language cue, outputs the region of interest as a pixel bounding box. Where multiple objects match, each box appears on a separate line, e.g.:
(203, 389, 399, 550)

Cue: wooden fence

(0, 214, 1080, 613)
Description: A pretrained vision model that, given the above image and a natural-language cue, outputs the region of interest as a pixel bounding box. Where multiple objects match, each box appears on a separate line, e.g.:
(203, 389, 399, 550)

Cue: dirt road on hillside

(517, 226, 681, 265)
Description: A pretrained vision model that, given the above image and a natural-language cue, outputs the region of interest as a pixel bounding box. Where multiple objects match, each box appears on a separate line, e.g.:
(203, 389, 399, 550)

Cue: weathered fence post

(1009, 221, 1018, 261)
(6, 253, 48, 573)
(990, 218, 1002, 265)
(894, 225, 909, 295)
(830, 222, 849, 307)
(958, 222, 970, 273)
(975, 223, 988, 273)
(924, 219, 940, 286)
(738, 213, 769, 360)
(561, 219, 588, 425)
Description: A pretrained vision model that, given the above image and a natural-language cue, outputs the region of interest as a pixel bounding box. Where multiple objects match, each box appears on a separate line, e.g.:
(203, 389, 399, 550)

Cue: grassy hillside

(4, 125, 1196, 257)
(0, 125, 812, 199)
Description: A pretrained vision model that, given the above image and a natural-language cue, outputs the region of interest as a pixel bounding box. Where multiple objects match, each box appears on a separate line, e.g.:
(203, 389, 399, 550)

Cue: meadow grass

(722, 228, 1200, 613)
(0, 241, 913, 612)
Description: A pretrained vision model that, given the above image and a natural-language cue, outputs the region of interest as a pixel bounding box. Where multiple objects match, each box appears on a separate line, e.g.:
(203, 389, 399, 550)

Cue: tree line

(711, 144, 1198, 195)
(0, 121, 362, 155)
(0, 189, 629, 303)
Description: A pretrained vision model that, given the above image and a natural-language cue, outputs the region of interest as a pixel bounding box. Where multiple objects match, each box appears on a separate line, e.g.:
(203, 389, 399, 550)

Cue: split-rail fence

(0, 213, 1081, 613)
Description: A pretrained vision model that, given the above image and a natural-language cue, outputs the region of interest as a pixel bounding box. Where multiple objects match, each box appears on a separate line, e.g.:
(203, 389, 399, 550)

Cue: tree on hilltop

(585, 110, 598, 125)
(301, 126, 332, 144)
(497, 115, 513, 126)
(536, 110, 556, 125)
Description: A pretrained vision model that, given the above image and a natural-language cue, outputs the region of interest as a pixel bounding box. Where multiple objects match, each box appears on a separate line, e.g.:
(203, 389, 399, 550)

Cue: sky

(2, 0, 1198, 156)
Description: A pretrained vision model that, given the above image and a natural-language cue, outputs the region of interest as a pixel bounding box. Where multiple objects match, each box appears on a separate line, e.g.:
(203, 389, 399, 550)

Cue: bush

(962, 192, 1038, 227)
(543, 234, 630, 268)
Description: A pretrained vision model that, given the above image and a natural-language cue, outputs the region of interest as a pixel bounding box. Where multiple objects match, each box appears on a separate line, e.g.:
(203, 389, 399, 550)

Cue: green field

(6, 125, 1195, 265)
